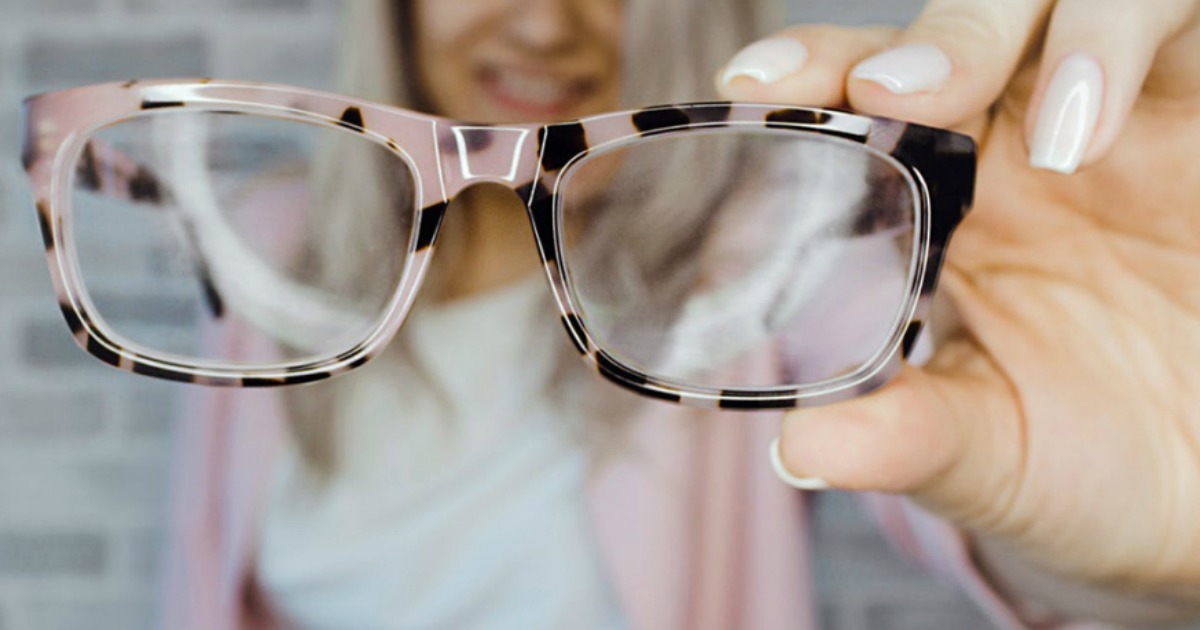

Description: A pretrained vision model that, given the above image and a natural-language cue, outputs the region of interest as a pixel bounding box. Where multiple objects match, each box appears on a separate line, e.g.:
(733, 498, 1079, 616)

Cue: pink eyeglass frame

(20, 79, 975, 410)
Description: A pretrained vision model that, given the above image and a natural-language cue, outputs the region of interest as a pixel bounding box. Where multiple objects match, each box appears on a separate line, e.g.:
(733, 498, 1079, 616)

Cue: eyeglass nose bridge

(438, 123, 543, 198)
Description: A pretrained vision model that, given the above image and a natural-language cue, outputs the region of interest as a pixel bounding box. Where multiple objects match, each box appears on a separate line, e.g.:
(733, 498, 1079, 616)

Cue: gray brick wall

(811, 492, 993, 630)
(3, 2, 1174, 630)
(1, 3, 337, 630)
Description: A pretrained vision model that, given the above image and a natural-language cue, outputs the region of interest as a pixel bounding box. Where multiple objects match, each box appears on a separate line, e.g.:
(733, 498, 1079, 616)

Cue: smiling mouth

(477, 65, 598, 118)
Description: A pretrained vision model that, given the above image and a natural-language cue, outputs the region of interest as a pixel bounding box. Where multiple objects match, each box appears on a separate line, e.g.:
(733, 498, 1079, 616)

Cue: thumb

(775, 337, 1022, 518)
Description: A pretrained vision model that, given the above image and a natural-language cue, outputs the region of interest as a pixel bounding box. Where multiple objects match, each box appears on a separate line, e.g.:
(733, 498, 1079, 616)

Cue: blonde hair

(285, 0, 783, 474)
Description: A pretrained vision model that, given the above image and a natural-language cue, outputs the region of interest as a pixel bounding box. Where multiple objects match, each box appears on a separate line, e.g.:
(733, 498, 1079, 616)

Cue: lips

(477, 65, 597, 119)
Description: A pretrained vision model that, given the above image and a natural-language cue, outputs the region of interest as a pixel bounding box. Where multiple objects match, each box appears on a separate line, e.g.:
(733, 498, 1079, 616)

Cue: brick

(128, 0, 309, 11)
(20, 319, 91, 369)
(0, 194, 69, 299)
(26, 599, 153, 630)
(0, 166, 9, 232)
(248, 0, 312, 7)
(74, 460, 169, 510)
(866, 600, 992, 630)
(809, 491, 990, 625)
(239, 0, 311, 8)
(0, 390, 105, 440)
(791, 0, 924, 26)
(211, 31, 336, 88)
(88, 293, 199, 329)
(24, 35, 209, 90)
(812, 532, 926, 594)
(812, 491, 879, 538)
(0, 463, 123, 517)
(2, 130, 23, 217)
(125, 528, 163, 580)
(811, 495, 938, 594)
(0, 248, 56, 298)
(4, 0, 98, 13)
(20, 309, 199, 370)
(0, 111, 19, 175)
(122, 386, 179, 438)
(0, 531, 106, 576)
(72, 243, 158, 280)
(817, 604, 841, 630)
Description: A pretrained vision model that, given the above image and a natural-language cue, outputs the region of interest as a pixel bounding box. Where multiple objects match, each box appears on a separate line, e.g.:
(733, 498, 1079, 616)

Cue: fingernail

(1029, 53, 1104, 175)
(722, 38, 810, 86)
(851, 44, 952, 95)
(769, 438, 830, 491)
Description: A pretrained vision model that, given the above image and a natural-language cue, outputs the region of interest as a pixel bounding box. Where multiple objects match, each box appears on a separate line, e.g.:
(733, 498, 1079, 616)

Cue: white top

(252, 139, 900, 629)
(255, 275, 628, 630)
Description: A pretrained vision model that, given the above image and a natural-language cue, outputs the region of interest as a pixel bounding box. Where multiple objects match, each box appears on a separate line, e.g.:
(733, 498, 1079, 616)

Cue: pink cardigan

(157, 183, 1087, 630)
(158, 367, 1078, 630)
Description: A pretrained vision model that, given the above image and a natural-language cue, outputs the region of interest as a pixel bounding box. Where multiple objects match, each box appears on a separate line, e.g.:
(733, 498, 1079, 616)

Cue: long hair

(284, 0, 783, 475)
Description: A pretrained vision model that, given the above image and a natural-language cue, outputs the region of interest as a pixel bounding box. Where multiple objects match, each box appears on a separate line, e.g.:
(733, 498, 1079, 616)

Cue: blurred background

(0, 1, 1015, 629)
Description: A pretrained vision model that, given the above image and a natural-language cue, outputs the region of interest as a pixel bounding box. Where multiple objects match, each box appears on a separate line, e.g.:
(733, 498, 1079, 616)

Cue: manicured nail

(722, 38, 810, 86)
(1029, 53, 1104, 175)
(769, 438, 830, 491)
(851, 44, 952, 95)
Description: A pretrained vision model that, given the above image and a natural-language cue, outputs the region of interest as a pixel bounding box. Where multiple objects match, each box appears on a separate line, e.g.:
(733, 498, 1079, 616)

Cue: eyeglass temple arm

(74, 139, 227, 319)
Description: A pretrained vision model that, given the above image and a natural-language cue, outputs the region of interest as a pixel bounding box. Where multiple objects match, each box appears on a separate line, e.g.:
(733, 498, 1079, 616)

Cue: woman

(161, 0, 1200, 628)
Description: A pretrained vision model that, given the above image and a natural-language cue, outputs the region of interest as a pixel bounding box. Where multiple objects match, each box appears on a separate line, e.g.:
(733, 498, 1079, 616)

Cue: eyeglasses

(20, 79, 975, 409)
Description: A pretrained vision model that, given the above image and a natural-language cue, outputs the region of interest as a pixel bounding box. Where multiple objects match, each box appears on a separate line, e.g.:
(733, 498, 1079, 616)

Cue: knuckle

(923, 4, 1022, 54)
(778, 23, 899, 48)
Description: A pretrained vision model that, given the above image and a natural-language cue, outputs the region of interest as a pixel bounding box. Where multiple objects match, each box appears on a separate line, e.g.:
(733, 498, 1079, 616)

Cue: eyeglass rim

(549, 128, 932, 408)
(21, 79, 976, 408)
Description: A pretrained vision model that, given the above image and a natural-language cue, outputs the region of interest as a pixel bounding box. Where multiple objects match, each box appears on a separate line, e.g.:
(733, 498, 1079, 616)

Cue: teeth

(494, 68, 574, 108)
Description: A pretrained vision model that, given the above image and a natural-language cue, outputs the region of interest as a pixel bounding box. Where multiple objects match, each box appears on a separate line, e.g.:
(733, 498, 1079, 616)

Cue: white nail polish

(722, 38, 810, 86)
(1029, 53, 1104, 175)
(851, 44, 952, 94)
(769, 438, 830, 491)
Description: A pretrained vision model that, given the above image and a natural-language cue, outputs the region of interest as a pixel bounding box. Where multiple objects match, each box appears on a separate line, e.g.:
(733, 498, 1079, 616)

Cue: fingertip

(844, 0, 1050, 130)
(849, 43, 953, 96)
(717, 26, 900, 108)
(845, 43, 991, 131)
(718, 66, 849, 108)
(778, 370, 967, 493)
(722, 37, 811, 86)
(1023, 0, 1192, 175)
(1026, 52, 1105, 175)
(717, 36, 811, 103)
(769, 437, 830, 491)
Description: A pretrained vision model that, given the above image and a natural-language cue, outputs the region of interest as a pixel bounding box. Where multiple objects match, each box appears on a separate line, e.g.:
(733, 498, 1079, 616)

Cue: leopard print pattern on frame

(21, 79, 975, 409)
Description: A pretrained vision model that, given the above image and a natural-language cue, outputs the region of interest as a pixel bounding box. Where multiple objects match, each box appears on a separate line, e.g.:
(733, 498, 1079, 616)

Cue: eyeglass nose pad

(439, 124, 541, 195)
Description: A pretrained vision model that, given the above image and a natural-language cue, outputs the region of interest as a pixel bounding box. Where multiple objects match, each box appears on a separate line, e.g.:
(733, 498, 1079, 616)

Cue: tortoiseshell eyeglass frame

(20, 79, 975, 410)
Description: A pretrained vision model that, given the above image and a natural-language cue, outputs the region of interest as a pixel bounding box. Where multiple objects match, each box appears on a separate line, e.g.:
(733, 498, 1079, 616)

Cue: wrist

(970, 533, 1200, 627)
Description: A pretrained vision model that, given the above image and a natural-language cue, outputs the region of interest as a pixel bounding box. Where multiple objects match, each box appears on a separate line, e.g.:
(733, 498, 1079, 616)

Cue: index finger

(847, 0, 1053, 129)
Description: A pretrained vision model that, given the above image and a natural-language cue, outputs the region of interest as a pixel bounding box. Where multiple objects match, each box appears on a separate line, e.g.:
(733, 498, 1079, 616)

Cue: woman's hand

(718, 0, 1200, 612)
